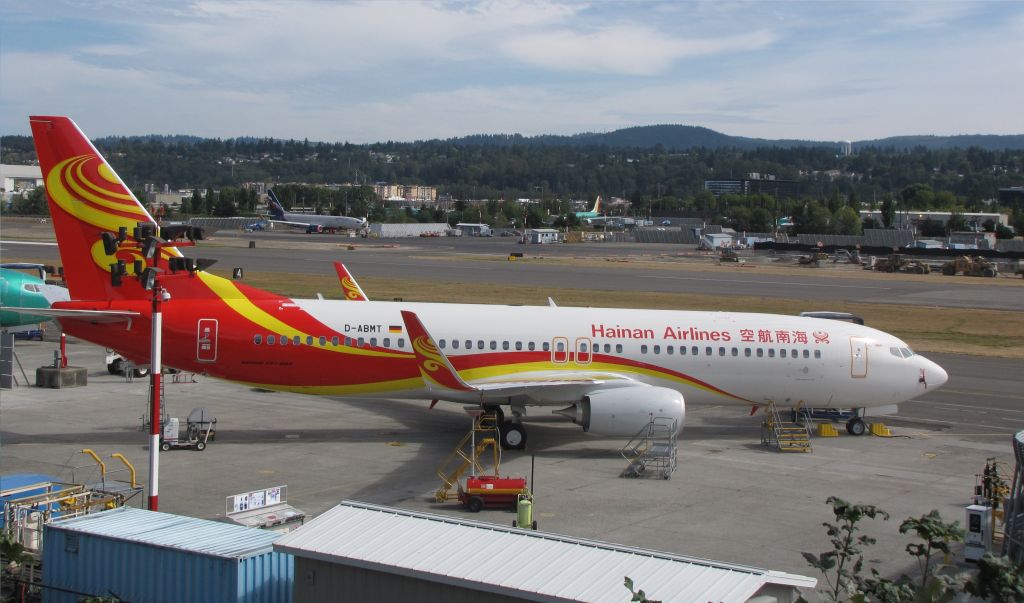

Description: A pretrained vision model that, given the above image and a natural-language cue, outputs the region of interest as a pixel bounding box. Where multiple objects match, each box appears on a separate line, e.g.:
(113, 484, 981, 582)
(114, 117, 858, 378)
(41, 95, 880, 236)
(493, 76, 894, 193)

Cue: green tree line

(3, 134, 1022, 233)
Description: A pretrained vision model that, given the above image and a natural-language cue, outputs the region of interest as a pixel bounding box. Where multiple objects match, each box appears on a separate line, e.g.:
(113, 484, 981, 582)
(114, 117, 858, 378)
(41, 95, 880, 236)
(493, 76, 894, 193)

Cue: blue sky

(2, 1, 1022, 143)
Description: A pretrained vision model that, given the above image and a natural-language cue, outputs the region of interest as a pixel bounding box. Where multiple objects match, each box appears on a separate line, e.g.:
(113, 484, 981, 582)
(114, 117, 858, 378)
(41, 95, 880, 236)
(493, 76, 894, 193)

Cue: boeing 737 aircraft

(573, 196, 602, 220)
(22, 116, 947, 450)
(267, 189, 367, 234)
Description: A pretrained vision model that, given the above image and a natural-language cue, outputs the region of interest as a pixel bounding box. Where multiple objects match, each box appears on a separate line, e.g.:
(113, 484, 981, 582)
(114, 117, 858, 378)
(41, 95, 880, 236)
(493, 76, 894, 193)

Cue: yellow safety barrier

(110, 453, 137, 488)
(870, 423, 892, 437)
(817, 423, 839, 437)
(81, 449, 106, 480)
(508, 255, 517, 261)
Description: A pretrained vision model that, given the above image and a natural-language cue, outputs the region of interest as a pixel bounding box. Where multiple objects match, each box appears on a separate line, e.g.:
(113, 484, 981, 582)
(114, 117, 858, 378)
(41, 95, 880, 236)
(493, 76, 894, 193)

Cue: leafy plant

(962, 554, 1024, 603)
(801, 496, 889, 602)
(624, 576, 662, 603)
(899, 510, 963, 591)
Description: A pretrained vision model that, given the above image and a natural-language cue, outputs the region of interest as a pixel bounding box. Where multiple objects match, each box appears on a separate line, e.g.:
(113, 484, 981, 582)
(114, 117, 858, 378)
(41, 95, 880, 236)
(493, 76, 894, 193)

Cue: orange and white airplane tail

(29, 116, 171, 302)
(592, 195, 602, 214)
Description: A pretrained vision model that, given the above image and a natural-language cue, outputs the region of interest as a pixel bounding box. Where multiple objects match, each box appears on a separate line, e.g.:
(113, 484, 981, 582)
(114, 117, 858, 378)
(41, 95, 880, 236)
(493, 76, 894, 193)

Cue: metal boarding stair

(761, 401, 812, 453)
(620, 417, 678, 479)
(434, 412, 501, 502)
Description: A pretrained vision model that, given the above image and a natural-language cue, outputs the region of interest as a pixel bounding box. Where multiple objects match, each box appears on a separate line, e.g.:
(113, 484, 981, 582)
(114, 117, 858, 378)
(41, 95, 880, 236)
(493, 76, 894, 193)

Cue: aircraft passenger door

(575, 338, 592, 365)
(551, 337, 569, 364)
(196, 319, 218, 363)
(850, 337, 867, 378)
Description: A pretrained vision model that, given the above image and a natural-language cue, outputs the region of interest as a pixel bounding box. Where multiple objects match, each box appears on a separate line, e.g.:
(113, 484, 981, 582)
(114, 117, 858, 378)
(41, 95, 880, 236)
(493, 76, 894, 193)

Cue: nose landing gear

(846, 417, 867, 436)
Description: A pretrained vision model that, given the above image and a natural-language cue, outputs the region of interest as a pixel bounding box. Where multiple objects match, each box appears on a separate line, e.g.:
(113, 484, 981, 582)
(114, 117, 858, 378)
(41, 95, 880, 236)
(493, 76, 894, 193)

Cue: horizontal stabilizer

(0, 307, 139, 323)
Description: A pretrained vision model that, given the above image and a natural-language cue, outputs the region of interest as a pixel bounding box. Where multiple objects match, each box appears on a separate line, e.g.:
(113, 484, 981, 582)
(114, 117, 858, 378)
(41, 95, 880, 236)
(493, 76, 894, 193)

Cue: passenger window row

(250, 335, 822, 360)
(639, 344, 821, 359)
(253, 334, 406, 349)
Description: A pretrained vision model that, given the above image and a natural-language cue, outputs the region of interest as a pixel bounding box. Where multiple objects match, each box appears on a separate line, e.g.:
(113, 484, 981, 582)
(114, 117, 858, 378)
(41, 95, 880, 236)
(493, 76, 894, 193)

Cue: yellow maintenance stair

(435, 411, 501, 502)
(761, 401, 812, 453)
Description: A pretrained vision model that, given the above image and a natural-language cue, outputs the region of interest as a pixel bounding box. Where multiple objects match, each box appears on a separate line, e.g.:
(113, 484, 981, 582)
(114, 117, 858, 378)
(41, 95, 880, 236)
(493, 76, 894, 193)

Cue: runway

(4, 228, 1021, 310)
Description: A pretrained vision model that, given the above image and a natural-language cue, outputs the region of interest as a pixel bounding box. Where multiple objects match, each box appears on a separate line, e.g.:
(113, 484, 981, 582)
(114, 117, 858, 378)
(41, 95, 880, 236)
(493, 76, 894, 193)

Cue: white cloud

(2, 0, 1022, 141)
(501, 26, 776, 75)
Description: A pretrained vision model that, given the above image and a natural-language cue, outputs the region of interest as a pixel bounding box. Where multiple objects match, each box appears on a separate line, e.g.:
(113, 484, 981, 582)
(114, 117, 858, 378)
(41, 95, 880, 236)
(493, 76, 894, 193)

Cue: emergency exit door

(196, 319, 218, 362)
(850, 337, 867, 378)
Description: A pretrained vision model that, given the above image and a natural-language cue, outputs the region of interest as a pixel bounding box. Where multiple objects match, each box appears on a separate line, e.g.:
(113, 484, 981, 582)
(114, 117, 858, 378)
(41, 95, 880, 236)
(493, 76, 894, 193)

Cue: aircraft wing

(267, 219, 316, 229)
(400, 309, 643, 404)
(463, 371, 640, 404)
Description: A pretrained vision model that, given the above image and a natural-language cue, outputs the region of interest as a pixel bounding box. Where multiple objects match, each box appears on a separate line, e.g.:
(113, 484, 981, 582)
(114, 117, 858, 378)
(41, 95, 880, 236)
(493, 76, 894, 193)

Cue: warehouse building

(42, 507, 293, 603)
(274, 501, 815, 603)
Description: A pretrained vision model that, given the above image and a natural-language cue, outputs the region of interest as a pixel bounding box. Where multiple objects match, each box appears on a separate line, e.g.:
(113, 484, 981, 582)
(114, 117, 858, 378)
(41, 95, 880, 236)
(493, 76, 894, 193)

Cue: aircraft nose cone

(924, 358, 948, 389)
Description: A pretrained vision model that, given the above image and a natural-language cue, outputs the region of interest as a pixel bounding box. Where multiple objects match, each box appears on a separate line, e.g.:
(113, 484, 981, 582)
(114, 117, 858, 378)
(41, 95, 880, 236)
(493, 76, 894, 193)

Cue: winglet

(400, 310, 474, 392)
(334, 262, 368, 301)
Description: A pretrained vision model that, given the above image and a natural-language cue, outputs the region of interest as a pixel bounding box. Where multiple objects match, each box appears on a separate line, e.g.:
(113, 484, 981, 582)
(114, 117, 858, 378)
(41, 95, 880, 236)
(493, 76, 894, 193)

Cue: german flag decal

(389, 325, 402, 333)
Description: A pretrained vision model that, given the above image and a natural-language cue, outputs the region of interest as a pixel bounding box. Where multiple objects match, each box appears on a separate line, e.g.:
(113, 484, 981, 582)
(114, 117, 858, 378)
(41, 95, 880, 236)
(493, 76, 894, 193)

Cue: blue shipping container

(42, 507, 292, 603)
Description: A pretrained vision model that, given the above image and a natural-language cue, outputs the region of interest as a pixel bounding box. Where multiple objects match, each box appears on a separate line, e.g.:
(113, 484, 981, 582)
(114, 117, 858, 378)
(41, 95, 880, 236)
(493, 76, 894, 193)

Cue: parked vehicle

(874, 254, 930, 274)
(940, 256, 998, 277)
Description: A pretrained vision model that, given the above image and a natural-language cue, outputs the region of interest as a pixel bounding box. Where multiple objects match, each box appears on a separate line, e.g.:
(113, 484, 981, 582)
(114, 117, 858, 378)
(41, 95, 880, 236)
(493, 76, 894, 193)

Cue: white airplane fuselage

(80, 298, 946, 411)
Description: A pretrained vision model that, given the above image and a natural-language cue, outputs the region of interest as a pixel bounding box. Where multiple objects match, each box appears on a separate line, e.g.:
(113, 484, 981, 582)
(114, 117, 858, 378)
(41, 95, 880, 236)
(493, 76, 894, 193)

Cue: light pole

(102, 222, 208, 511)
(147, 283, 165, 510)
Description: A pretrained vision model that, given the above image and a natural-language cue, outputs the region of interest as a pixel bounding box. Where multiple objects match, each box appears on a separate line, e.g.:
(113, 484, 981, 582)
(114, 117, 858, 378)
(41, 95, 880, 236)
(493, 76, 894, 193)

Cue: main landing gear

(485, 406, 528, 450)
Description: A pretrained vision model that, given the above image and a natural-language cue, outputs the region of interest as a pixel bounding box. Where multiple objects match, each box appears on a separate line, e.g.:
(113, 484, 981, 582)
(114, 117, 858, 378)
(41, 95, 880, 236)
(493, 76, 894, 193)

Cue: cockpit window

(901, 347, 915, 358)
(890, 346, 916, 358)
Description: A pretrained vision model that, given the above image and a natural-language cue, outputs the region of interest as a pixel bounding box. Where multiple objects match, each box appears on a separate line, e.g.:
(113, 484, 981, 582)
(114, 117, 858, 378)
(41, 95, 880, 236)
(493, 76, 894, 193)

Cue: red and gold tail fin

(334, 262, 369, 301)
(29, 116, 176, 301)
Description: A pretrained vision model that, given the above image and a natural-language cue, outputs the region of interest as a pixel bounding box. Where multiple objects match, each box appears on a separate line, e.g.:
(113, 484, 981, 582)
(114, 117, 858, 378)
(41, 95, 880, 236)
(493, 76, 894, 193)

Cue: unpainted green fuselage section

(1, 268, 56, 327)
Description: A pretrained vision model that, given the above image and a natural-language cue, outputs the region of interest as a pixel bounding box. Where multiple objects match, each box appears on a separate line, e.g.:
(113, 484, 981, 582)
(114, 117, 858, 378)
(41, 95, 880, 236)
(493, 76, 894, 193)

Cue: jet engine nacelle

(557, 386, 685, 436)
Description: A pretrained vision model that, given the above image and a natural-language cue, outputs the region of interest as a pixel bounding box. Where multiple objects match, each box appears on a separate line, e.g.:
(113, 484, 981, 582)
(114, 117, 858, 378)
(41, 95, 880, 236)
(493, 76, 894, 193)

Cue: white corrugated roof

(0, 164, 43, 180)
(49, 507, 282, 559)
(274, 501, 815, 603)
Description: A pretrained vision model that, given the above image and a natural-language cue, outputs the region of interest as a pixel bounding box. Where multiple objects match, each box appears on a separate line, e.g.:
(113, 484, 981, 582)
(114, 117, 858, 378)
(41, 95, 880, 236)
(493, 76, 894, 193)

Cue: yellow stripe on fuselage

(197, 272, 408, 359)
(234, 376, 423, 396)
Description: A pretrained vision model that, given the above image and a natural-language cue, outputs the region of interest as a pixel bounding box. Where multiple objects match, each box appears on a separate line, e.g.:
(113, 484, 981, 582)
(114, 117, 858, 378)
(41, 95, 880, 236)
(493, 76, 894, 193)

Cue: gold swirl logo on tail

(341, 276, 361, 300)
(47, 155, 149, 232)
(412, 336, 444, 373)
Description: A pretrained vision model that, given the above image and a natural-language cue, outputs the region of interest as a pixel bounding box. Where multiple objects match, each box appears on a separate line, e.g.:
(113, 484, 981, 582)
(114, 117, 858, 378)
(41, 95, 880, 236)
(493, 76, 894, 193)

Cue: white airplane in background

(25, 115, 948, 452)
(267, 189, 367, 234)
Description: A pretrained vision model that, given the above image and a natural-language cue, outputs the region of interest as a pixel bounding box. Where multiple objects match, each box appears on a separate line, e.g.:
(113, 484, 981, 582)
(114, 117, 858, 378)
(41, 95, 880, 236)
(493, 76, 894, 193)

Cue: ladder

(620, 416, 678, 479)
(434, 412, 501, 502)
(761, 401, 812, 453)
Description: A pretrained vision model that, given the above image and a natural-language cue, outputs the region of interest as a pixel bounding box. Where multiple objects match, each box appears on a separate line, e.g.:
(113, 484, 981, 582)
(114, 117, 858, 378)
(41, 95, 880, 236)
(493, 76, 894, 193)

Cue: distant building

(704, 173, 800, 199)
(374, 183, 437, 204)
(0, 164, 43, 205)
(840, 140, 853, 156)
(859, 210, 1008, 230)
(527, 228, 561, 244)
(454, 222, 491, 237)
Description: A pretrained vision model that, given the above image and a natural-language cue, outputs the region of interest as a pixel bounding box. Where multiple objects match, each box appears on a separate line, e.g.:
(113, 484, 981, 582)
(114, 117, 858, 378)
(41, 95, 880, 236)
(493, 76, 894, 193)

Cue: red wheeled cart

(458, 475, 529, 513)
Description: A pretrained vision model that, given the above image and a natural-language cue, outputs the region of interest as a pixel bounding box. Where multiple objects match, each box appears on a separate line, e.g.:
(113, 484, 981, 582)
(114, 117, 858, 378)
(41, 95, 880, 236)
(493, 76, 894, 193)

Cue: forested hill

(4, 125, 1023, 155)
(853, 134, 1024, 151)
(448, 125, 828, 150)
(446, 125, 1024, 152)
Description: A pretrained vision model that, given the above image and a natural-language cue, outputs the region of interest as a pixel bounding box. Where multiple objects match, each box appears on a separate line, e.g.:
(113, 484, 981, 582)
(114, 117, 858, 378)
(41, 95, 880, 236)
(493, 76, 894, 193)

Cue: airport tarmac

(2, 218, 1023, 590)
(2, 223, 1023, 311)
(2, 336, 1021, 586)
